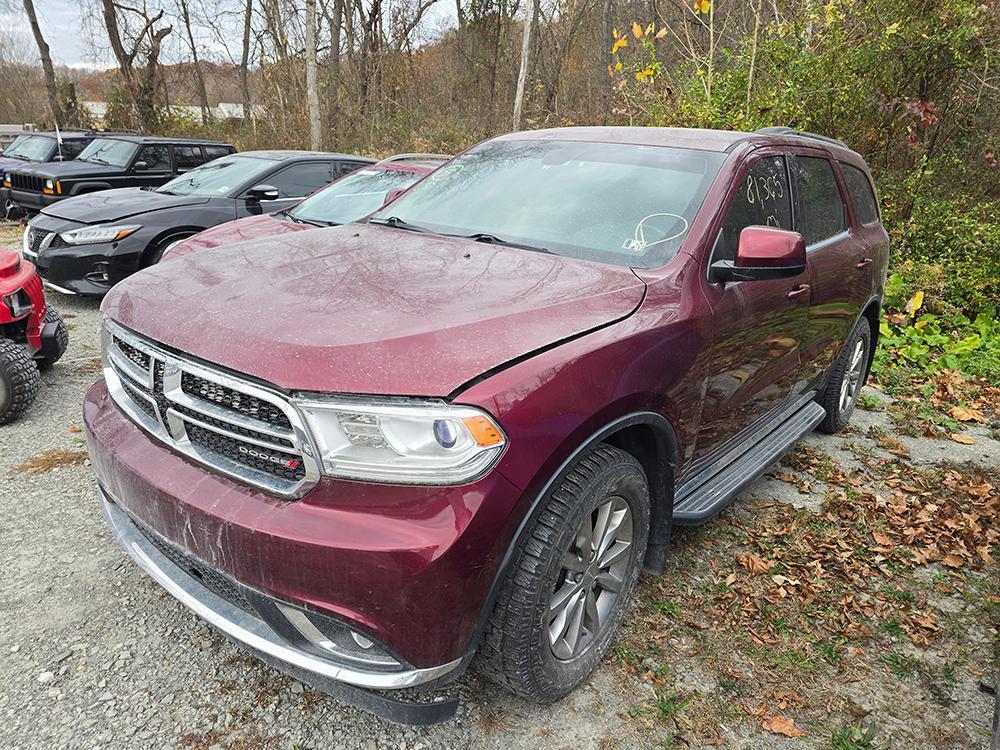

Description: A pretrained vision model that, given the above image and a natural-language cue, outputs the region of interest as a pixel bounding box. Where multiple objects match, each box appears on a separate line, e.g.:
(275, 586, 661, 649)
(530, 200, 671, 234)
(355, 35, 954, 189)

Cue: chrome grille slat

(102, 321, 319, 498)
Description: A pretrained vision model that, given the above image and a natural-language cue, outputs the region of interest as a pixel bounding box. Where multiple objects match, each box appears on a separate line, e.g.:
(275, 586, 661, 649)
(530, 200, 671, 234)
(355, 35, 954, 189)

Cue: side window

(136, 145, 170, 171)
(840, 163, 879, 225)
(714, 155, 793, 262)
(790, 156, 847, 245)
(265, 162, 337, 198)
(338, 161, 367, 176)
(173, 145, 205, 171)
(60, 140, 87, 159)
(204, 145, 231, 162)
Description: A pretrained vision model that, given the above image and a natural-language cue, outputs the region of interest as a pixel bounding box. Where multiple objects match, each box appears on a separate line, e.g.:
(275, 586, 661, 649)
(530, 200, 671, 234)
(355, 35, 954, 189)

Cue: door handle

(855, 258, 873, 269)
(786, 284, 810, 299)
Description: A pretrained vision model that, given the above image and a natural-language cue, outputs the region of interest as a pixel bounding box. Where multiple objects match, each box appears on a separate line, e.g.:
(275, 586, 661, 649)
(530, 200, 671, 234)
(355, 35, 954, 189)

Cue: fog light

(352, 632, 374, 649)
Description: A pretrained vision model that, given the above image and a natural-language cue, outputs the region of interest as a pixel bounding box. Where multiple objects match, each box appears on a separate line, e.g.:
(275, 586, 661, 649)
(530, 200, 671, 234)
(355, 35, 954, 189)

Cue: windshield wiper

(368, 215, 436, 234)
(455, 232, 553, 255)
(285, 212, 335, 227)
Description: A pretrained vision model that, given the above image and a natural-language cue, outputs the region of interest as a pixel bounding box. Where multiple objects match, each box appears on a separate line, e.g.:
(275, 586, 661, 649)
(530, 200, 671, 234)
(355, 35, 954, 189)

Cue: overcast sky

(2, 0, 456, 70)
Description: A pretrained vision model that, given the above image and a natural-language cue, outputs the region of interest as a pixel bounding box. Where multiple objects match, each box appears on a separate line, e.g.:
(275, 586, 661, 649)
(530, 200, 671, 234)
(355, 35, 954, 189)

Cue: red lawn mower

(0, 249, 68, 423)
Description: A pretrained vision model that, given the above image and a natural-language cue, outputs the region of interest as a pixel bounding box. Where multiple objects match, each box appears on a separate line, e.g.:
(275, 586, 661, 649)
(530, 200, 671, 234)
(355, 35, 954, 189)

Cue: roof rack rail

(755, 126, 848, 150)
(375, 153, 452, 165)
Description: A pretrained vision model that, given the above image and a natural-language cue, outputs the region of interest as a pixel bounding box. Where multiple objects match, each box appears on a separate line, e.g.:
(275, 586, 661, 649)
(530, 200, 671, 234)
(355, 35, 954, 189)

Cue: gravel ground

(0, 224, 996, 749)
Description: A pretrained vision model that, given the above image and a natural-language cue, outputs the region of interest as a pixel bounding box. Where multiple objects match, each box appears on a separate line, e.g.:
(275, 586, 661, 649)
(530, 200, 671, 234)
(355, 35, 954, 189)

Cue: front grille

(181, 372, 292, 429)
(27, 228, 47, 256)
(10, 172, 44, 193)
(134, 520, 254, 613)
(103, 322, 317, 496)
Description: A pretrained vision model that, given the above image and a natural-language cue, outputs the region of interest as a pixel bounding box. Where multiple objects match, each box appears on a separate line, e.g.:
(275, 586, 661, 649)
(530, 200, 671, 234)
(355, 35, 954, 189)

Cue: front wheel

(817, 317, 872, 433)
(478, 444, 649, 703)
(0, 338, 41, 425)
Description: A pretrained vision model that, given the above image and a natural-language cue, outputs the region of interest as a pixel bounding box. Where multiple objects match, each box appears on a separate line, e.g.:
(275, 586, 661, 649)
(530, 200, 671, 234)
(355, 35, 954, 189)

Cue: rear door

(789, 153, 869, 386)
(693, 151, 811, 462)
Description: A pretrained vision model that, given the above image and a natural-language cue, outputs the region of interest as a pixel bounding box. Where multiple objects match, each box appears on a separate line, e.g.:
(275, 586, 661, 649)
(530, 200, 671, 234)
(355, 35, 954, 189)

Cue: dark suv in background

(24, 150, 374, 295)
(4, 135, 235, 214)
(1, 130, 113, 219)
(86, 126, 888, 723)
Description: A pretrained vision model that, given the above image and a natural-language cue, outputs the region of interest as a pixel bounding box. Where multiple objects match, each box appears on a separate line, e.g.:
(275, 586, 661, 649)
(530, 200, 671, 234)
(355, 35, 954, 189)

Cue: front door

(693, 153, 811, 465)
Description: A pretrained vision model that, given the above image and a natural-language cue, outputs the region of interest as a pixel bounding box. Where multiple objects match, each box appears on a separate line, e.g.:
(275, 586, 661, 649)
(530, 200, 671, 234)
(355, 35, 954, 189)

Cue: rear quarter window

(790, 156, 847, 245)
(840, 163, 880, 225)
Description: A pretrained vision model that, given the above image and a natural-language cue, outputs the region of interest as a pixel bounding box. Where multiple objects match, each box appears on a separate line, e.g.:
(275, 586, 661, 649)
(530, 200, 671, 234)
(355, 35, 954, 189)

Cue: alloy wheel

(839, 338, 867, 412)
(547, 496, 633, 660)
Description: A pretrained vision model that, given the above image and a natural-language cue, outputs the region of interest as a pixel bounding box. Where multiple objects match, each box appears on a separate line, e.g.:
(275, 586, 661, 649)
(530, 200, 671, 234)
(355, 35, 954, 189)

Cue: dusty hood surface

(165, 212, 306, 259)
(12, 159, 116, 181)
(41, 187, 211, 224)
(103, 223, 646, 396)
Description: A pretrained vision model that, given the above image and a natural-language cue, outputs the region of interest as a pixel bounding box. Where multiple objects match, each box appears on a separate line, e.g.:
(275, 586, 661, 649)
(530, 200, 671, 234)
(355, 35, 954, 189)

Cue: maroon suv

(84, 126, 888, 723)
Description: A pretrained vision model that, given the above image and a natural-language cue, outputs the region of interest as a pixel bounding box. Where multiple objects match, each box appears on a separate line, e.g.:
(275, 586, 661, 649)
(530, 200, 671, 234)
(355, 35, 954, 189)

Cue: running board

(672, 400, 827, 525)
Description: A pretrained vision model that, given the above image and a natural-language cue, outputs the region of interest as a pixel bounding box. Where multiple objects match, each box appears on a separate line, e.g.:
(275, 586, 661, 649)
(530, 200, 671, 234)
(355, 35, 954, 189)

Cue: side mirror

(710, 226, 806, 283)
(132, 161, 149, 171)
(246, 184, 280, 201)
(383, 187, 407, 205)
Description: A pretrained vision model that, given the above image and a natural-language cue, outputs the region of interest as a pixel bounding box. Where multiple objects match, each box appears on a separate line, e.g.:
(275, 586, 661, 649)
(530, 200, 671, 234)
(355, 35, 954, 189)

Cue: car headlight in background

(59, 224, 141, 245)
(294, 397, 506, 484)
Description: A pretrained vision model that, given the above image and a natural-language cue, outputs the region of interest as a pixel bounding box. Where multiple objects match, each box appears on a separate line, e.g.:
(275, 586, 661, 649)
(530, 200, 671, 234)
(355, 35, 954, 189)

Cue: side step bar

(673, 400, 827, 525)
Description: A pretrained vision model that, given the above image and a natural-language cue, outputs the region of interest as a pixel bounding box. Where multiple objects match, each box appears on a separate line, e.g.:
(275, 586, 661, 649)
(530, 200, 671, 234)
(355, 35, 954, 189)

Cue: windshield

(78, 138, 138, 168)
(289, 168, 424, 225)
(370, 139, 725, 268)
(156, 155, 275, 197)
(3, 135, 53, 161)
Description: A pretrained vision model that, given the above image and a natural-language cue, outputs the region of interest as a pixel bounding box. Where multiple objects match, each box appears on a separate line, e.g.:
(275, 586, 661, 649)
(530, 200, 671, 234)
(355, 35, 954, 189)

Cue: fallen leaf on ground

(941, 554, 964, 568)
(950, 406, 987, 422)
(762, 715, 807, 737)
(738, 554, 775, 575)
(950, 434, 976, 445)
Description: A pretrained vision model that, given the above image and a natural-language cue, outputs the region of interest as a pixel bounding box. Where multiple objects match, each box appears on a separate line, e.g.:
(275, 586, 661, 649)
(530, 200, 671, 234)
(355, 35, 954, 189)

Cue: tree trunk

(512, 0, 535, 130)
(22, 0, 64, 126)
(179, 0, 211, 125)
(306, 0, 322, 149)
(240, 0, 254, 125)
(326, 0, 344, 148)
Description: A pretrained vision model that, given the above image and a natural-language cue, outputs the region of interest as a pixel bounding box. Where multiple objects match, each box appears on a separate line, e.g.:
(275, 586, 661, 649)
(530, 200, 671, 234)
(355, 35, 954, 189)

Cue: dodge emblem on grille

(237, 444, 301, 469)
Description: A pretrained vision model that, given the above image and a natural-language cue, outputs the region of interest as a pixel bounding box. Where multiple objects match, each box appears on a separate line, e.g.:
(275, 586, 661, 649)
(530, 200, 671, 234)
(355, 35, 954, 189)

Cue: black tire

(143, 234, 194, 267)
(478, 444, 650, 703)
(0, 338, 41, 425)
(817, 317, 872, 434)
(36, 307, 69, 369)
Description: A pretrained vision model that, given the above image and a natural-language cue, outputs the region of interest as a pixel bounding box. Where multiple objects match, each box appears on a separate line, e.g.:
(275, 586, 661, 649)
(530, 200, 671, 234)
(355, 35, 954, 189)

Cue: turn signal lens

(463, 415, 504, 447)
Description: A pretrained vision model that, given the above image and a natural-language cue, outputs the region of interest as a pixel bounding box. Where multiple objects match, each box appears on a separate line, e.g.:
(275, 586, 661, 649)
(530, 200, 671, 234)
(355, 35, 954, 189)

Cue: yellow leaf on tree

(645, 23, 654, 34)
(655, 27, 668, 38)
(632, 21, 644, 38)
(615, 61, 622, 71)
(694, 0, 712, 14)
(635, 68, 656, 81)
(613, 27, 619, 38)
(611, 37, 628, 54)
(905, 290, 924, 315)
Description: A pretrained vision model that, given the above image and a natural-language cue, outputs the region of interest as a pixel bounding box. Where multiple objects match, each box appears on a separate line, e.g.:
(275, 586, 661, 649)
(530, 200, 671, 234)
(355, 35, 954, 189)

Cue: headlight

(44, 179, 54, 190)
(294, 397, 506, 484)
(59, 224, 141, 245)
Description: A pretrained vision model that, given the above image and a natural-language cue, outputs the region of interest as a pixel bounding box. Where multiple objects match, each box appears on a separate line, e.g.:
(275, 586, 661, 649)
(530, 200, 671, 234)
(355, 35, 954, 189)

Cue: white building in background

(82, 101, 262, 125)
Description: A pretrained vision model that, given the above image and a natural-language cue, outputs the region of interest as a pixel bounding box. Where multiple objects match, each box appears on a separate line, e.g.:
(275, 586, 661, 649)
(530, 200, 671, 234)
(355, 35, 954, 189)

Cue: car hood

(0, 155, 32, 174)
(12, 159, 116, 180)
(103, 223, 646, 396)
(166, 212, 305, 259)
(41, 188, 212, 224)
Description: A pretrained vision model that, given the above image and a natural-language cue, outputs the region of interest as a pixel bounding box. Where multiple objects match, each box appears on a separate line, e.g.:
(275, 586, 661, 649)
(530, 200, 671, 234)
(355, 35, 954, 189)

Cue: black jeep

(4, 135, 235, 214)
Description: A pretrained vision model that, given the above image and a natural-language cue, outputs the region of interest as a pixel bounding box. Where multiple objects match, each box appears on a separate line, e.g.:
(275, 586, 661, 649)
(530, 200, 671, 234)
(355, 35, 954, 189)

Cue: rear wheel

(0, 338, 41, 425)
(478, 444, 649, 702)
(36, 307, 69, 369)
(818, 317, 871, 433)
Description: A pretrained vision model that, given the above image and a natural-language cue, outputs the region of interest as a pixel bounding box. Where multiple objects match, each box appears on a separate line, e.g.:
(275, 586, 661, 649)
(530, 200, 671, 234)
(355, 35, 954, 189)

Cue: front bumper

(25, 220, 145, 295)
(84, 379, 524, 688)
(9, 188, 60, 212)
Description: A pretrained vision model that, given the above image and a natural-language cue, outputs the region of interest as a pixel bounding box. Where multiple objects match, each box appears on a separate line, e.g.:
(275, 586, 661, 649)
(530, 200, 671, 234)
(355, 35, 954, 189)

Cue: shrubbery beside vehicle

(84, 126, 888, 724)
(22, 150, 373, 295)
(163, 153, 449, 261)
